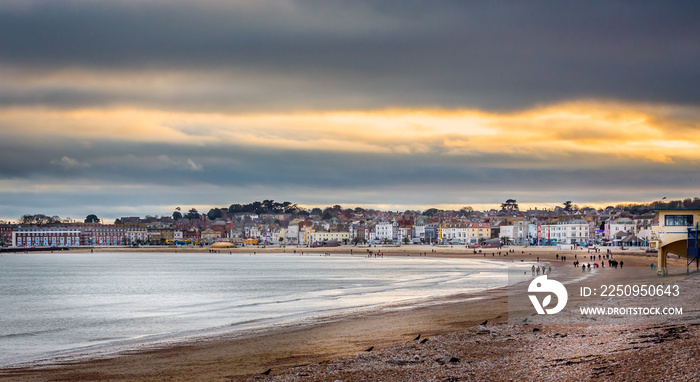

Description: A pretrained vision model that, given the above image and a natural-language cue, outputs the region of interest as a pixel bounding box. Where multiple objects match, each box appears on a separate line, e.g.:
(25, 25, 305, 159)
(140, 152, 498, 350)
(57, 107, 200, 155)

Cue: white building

(413, 223, 426, 241)
(529, 220, 589, 245)
(557, 220, 589, 245)
(374, 222, 395, 242)
(286, 224, 299, 245)
(499, 220, 529, 245)
(244, 226, 261, 239)
(636, 227, 653, 245)
(439, 223, 469, 244)
(609, 218, 636, 238)
(499, 225, 515, 244)
(397, 227, 412, 243)
(299, 226, 313, 246)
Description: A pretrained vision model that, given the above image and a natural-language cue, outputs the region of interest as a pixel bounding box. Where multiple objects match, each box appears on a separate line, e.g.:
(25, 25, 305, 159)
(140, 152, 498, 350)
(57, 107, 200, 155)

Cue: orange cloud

(1, 100, 699, 164)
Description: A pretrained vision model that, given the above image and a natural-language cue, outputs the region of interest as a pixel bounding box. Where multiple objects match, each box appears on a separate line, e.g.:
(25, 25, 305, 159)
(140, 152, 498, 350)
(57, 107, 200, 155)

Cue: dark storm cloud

(1, 0, 699, 111)
(0, 137, 695, 195)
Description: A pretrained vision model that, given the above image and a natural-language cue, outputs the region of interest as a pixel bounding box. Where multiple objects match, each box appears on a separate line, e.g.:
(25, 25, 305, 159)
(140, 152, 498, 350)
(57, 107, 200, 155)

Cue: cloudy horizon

(1, 1, 699, 221)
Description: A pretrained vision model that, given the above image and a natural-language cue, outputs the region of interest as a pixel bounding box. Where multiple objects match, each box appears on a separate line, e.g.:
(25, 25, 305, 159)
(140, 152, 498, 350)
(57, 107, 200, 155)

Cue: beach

(1, 245, 697, 381)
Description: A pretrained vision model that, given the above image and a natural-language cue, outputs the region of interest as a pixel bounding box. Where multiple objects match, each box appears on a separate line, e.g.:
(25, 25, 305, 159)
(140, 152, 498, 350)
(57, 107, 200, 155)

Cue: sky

(1, 0, 700, 222)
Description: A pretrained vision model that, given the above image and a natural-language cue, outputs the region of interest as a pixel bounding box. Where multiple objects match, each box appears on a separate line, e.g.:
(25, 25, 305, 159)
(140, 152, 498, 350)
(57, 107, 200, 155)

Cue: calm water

(0, 252, 515, 367)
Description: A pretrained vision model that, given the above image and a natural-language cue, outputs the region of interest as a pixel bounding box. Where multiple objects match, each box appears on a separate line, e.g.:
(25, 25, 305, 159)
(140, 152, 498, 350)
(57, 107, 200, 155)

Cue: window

(665, 215, 694, 226)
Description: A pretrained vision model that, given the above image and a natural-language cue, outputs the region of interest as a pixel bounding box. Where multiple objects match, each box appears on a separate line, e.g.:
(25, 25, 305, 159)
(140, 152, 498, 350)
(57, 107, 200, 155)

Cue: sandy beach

(1, 245, 697, 381)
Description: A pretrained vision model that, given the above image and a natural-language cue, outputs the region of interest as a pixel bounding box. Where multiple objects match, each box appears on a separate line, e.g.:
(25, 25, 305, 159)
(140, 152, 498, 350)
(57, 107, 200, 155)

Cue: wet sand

(1, 245, 693, 381)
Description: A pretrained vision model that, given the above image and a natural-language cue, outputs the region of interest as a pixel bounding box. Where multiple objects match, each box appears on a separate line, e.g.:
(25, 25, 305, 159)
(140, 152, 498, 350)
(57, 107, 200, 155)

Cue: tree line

(615, 197, 700, 215)
(18, 214, 100, 225)
(16, 198, 700, 226)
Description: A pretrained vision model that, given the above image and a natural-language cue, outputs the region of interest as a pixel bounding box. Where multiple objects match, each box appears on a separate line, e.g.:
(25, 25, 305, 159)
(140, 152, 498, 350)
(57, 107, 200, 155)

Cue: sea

(0, 251, 525, 368)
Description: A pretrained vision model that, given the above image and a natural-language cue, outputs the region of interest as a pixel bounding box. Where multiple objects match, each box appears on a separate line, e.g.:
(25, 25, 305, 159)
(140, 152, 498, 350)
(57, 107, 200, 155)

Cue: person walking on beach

(620, 260, 624, 268)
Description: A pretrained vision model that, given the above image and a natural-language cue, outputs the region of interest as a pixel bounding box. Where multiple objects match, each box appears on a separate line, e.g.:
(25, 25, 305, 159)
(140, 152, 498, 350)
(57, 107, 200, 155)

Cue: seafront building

(0, 224, 13, 244)
(424, 223, 439, 244)
(0, 203, 676, 250)
(607, 217, 636, 239)
(373, 221, 396, 242)
(438, 223, 469, 244)
(437, 223, 493, 245)
(308, 231, 351, 245)
(81, 226, 145, 246)
(12, 227, 82, 247)
(285, 224, 300, 245)
(412, 223, 426, 242)
(11, 226, 151, 247)
(498, 225, 516, 245)
(528, 220, 590, 245)
(498, 219, 529, 245)
(654, 209, 700, 275)
(467, 223, 491, 243)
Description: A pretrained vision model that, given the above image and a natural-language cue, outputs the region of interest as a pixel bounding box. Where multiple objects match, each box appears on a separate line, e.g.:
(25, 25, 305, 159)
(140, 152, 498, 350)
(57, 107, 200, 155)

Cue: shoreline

(0, 246, 691, 381)
(0, 280, 505, 372)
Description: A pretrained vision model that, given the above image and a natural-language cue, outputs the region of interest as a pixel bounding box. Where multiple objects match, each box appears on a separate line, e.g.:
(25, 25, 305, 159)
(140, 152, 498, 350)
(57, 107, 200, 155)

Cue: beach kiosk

(654, 209, 700, 276)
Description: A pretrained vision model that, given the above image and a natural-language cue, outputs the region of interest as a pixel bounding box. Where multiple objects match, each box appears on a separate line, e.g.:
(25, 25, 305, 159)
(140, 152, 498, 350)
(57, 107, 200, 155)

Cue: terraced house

(12, 227, 81, 247)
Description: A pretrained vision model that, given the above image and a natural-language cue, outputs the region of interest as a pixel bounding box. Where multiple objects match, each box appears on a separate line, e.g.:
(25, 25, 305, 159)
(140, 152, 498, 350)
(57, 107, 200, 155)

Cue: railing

(687, 223, 699, 262)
